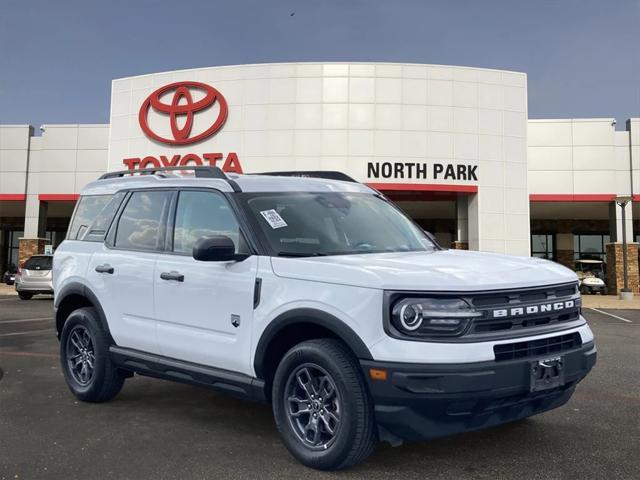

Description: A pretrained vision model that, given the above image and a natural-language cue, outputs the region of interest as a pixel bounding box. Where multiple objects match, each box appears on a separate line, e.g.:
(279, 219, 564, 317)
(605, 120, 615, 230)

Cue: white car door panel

(153, 189, 256, 375)
(154, 255, 258, 373)
(88, 247, 158, 353)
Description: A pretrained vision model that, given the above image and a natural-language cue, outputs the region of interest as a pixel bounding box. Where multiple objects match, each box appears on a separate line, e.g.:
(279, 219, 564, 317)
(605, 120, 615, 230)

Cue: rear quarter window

(83, 192, 127, 242)
(67, 193, 126, 242)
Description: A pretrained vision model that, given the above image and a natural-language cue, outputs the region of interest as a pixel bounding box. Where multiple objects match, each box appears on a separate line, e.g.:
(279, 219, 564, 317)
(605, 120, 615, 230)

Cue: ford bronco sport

(53, 166, 596, 470)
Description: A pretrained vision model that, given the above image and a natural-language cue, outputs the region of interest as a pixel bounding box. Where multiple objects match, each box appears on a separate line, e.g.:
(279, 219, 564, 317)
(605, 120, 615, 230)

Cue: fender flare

(54, 281, 114, 344)
(253, 308, 373, 379)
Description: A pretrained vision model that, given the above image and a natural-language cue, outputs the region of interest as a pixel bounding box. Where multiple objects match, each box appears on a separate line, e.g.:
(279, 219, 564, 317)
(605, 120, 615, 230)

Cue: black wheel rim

(284, 363, 342, 450)
(66, 325, 95, 386)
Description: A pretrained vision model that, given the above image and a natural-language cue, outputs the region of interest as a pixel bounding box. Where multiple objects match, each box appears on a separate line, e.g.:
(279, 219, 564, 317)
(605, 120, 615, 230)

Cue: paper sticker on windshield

(260, 209, 288, 229)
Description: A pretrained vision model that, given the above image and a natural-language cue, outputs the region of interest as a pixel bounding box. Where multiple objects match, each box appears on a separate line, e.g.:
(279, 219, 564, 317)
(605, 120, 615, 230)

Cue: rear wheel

(60, 307, 125, 402)
(18, 292, 33, 300)
(272, 339, 377, 470)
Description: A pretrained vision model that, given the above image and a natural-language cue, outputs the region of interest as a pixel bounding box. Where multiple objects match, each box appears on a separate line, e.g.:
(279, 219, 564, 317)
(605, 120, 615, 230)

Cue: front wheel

(272, 339, 377, 470)
(59, 307, 125, 402)
(18, 292, 33, 300)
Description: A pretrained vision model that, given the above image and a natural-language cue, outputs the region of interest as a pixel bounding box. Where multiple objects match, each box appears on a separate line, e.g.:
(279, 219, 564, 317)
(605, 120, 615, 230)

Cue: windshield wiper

(276, 251, 328, 257)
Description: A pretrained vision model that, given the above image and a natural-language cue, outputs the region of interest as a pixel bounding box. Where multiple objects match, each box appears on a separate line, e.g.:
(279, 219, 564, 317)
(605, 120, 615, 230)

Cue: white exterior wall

(36, 124, 110, 195)
(0, 125, 109, 237)
(109, 62, 530, 255)
(528, 118, 638, 196)
(528, 118, 640, 242)
(0, 125, 30, 196)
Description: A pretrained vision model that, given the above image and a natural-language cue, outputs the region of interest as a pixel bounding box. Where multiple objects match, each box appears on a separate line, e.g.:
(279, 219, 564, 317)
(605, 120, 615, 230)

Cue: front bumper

(361, 341, 596, 444)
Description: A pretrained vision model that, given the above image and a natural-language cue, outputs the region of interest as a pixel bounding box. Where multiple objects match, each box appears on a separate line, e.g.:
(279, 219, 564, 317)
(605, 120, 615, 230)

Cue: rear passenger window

(173, 191, 247, 255)
(114, 191, 171, 251)
(67, 195, 113, 240)
(83, 192, 126, 242)
(24, 256, 53, 270)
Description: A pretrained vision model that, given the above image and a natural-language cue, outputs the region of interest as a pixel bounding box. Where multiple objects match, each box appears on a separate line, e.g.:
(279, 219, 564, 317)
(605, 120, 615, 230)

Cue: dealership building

(1, 62, 639, 292)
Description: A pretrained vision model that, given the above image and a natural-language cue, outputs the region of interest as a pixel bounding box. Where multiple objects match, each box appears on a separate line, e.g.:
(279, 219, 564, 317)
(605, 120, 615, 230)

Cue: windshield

(241, 192, 435, 256)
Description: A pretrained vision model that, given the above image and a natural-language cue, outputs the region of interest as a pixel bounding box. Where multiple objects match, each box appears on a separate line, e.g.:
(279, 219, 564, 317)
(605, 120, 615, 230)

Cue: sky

(0, 0, 639, 131)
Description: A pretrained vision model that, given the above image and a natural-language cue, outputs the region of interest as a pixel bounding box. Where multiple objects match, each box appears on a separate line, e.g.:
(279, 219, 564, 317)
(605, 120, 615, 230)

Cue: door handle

(160, 271, 184, 282)
(95, 264, 114, 274)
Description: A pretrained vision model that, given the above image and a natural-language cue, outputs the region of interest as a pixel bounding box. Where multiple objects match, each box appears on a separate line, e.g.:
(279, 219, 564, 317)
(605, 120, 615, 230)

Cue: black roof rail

(98, 166, 241, 192)
(254, 170, 358, 183)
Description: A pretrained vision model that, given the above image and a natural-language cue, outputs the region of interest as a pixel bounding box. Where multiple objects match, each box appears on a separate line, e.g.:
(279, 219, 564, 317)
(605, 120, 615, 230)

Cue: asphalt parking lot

(0, 295, 638, 480)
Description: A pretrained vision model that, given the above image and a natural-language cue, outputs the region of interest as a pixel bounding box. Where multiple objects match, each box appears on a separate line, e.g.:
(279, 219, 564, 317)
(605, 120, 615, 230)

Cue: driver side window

(173, 191, 247, 255)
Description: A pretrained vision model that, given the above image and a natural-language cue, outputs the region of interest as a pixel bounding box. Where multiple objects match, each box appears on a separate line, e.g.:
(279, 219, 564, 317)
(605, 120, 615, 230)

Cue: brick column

(555, 250, 574, 269)
(555, 233, 575, 270)
(18, 238, 48, 266)
(451, 241, 469, 250)
(605, 242, 639, 295)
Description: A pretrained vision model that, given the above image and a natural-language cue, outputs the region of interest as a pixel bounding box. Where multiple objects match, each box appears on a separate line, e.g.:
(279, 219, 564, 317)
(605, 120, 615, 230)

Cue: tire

(272, 339, 377, 470)
(18, 292, 33, 300)
(59, 307, 125, 402)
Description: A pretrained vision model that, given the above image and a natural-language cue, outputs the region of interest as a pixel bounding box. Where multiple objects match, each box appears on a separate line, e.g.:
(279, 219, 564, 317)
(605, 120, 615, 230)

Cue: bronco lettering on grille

(492, 300, 575, 318)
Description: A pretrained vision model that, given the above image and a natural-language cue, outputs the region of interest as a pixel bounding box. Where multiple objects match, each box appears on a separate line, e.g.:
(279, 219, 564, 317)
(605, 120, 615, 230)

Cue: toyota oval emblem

(138, 81, 228, 145)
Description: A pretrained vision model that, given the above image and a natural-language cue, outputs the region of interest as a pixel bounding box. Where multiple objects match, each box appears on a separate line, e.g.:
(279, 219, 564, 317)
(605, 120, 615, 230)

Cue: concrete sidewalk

(581, 294, 640, 309)
(0, 283, 17, 296)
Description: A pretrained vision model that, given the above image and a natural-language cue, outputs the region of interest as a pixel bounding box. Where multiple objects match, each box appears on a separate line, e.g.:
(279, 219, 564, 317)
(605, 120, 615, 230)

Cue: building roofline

(112, 61, 526, 84)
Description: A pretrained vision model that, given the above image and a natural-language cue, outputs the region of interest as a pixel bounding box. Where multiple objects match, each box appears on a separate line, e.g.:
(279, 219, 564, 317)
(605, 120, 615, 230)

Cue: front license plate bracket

(530, 356, 565, 392)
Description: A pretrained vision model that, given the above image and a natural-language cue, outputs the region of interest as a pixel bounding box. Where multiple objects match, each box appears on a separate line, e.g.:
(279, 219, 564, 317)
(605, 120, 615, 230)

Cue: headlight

(390, 297, 481, 338)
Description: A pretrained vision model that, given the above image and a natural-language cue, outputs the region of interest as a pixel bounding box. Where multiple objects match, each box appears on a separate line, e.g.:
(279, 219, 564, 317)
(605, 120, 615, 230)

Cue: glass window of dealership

(0, 63, 639, 294)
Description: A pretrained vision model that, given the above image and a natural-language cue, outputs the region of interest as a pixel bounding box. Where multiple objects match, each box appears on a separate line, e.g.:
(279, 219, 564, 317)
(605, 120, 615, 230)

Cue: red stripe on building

(366, 183, 478, 193)
(38, 194, 80, 201)
(0, 194, 26, 201)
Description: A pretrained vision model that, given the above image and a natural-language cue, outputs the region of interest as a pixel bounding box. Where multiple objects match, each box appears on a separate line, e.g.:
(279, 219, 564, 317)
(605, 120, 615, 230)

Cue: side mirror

(192, 235, 248, 262)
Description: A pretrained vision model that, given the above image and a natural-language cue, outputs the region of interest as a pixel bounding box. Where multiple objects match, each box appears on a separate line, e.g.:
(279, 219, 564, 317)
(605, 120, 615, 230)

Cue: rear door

(87, 190, 173, 354)
(154, 189, 257, 374)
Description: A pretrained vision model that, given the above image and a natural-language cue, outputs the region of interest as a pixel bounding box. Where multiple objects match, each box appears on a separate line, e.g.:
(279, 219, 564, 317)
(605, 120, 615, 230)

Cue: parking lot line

(589, 308, 633, 323)
(0, 329, 52, 337)
(0, 317, 53, 324)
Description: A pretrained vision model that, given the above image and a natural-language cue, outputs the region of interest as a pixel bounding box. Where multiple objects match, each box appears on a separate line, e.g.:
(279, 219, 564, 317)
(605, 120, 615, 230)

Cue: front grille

(471, 283, 577, 308)
(472, 310, 580, 334)
(493, 332, 582, 362)
(468, 282, 581, 336)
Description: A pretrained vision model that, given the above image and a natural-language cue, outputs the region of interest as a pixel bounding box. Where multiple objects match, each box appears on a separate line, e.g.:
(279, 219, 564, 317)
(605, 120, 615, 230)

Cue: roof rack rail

(98, 166, 241, 192)
(254, 171, 358, 183)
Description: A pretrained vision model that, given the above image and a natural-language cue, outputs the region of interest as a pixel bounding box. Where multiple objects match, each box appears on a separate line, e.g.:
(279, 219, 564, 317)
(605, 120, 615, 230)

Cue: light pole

(616, 195, 633, 300)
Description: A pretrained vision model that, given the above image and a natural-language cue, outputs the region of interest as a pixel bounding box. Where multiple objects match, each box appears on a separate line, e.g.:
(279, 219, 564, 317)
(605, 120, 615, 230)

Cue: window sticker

(260, 209, 288, 229)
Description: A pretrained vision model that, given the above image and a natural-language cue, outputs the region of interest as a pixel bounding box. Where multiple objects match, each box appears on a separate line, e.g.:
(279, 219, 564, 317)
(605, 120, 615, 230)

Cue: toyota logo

(138, 81, 228, 145)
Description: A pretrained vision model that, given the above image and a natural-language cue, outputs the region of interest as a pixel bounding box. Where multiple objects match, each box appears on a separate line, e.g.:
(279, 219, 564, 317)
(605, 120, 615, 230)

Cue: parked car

(52, 166, 596, 470)
(3, 265, 16, 285)
(15, 254, 53, 299)
(575, 259, 608, 295)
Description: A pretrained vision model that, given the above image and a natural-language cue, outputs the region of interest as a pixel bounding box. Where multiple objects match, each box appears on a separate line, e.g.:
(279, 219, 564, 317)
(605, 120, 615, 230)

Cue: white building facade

(0, 63, 638, 292)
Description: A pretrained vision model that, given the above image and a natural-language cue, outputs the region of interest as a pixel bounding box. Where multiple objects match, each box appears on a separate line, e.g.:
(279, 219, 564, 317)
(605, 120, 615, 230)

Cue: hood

(270, 249, 578, 291)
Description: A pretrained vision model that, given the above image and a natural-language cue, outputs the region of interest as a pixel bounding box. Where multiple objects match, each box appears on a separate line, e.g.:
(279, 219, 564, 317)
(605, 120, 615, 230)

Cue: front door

(154, 190, 257, 375)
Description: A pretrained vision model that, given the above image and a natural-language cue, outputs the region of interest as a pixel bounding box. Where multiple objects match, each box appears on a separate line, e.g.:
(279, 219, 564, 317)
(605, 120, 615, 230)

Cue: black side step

(110, 346, 266, 403)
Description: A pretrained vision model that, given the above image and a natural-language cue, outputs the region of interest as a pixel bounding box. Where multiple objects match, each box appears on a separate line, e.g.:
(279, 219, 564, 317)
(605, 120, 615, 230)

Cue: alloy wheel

(66, 325, 96, 386)
(284, 363, 342, 450)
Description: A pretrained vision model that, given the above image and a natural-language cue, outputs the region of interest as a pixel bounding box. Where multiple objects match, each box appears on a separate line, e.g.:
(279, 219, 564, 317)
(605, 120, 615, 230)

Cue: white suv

(53, 166, 596, 470)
